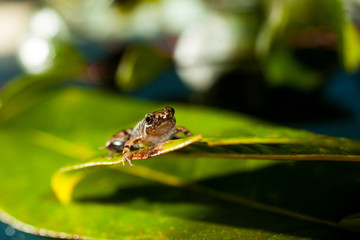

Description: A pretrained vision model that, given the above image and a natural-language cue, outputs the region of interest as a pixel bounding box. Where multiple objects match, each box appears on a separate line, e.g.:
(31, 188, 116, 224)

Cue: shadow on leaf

(76, 161, 360, 239)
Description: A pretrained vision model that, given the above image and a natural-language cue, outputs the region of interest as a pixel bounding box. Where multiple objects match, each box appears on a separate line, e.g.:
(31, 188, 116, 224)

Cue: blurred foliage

(0, 40, 84, 124)
(264, 46, 322, 90)
(0, 0, 353, 122)
(28, 0, 358, 126)
(115, 44, 171, 91)
(41, 0, 360, 94)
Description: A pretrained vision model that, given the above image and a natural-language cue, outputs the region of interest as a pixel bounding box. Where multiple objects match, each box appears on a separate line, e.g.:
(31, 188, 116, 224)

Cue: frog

(103, 106, 193, 167)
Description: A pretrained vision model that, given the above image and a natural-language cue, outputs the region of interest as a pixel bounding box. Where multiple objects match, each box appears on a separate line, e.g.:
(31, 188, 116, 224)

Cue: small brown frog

(103, 106, 193, 167)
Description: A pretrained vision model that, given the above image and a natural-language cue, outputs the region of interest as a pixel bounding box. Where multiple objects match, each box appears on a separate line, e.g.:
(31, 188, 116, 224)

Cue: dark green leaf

(1, 88, 360, 239)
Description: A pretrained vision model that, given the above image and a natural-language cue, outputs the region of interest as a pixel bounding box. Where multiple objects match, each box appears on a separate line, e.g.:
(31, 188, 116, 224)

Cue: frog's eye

(169, 107, 175, 114)
(145, 114, 153, 124)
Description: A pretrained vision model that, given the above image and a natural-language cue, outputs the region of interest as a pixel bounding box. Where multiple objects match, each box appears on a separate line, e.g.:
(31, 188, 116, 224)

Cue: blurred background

(0, 0, 360, 239)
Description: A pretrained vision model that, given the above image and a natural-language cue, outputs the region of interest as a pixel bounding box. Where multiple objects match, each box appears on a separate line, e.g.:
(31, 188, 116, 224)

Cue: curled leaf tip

(51, 170, 86, 204)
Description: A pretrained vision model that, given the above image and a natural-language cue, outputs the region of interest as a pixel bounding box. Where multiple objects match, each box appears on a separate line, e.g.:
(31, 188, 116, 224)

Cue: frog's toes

(122, 152, 134, 167)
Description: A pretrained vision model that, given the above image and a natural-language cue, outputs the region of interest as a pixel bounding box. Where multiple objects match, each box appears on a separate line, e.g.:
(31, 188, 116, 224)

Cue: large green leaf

(1, 87, 360, 239)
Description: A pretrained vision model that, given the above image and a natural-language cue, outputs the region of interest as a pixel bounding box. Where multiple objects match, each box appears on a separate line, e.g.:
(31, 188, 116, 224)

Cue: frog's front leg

(122, 136, 142, 167)
(175, 126, 193, 138)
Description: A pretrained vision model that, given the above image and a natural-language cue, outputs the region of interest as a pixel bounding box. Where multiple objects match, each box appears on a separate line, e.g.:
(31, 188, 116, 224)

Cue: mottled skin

(104, 107, 192, 167)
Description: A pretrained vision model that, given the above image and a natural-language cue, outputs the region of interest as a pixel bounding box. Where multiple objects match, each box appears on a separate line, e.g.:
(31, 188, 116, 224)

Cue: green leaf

(340, 20, 360, 72)
(255, 0, 289, 58)
(339, 213, 360, 233)
(1, 87, 360, 239)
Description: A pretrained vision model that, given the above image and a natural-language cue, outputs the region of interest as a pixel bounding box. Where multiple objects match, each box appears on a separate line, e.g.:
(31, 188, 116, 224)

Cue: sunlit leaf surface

(1, 88, 360, 239)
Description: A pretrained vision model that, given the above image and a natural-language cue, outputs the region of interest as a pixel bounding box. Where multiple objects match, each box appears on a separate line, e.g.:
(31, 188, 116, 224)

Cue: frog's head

(144, 106, 176, 137)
